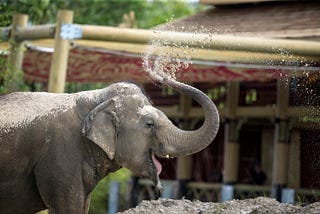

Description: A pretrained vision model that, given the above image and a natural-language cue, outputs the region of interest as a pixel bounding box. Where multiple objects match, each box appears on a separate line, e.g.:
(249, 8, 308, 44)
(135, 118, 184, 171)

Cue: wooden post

(177, 94, 192, 197)
(272, 78, 290, 200)
(177, 156, 192, 180)
(223, 122, 240, 183)
(177, 94, 193, 181)
(223, 81, 240, 184)
(5, 14, 28, 93)
(48, 10, 73, 93)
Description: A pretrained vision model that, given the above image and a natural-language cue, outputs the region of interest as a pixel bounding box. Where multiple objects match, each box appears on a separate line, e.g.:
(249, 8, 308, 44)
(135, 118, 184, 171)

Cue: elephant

(0, 77, 219, 214)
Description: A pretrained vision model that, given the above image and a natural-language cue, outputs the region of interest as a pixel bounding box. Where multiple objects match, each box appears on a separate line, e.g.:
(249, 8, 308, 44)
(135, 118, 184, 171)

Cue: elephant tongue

(152, 152, 162, 176)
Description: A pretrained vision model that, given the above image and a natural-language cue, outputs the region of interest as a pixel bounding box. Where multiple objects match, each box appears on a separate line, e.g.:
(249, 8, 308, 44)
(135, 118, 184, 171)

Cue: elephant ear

(82, 99, 119, 160)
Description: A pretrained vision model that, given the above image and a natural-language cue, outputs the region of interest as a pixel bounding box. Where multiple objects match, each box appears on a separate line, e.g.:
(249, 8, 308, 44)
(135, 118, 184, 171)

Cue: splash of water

(142, 35, 192, 82)
(142, 25, 318, 85)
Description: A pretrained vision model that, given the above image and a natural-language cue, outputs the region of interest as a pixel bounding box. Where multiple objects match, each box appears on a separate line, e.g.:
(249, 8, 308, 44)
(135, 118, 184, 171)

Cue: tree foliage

(1, 0, 203, 93)
(89, 168, 131, 214)
(3, 0, 202, 27)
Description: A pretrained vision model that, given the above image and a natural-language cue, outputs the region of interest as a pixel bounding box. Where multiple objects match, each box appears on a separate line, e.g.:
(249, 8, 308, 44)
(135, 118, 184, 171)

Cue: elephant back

(0, 92, 76, 132)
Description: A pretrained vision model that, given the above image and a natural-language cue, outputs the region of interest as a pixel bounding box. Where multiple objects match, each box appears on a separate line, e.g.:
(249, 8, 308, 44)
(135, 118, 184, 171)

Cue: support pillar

(177, 156, 192, 198)
(48, 10, 73, 93)
(272, 79, 290, 201)
(272, 119, 290, 200)
(223, 82, 240, 184)
(177, 94, 192, 198)
(223, 120, 240, 184)
(6, 14, 28, 93)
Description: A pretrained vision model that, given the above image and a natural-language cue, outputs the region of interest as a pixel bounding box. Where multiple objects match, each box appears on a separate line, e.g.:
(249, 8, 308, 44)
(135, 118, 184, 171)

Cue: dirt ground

(120, 197, 320, 214)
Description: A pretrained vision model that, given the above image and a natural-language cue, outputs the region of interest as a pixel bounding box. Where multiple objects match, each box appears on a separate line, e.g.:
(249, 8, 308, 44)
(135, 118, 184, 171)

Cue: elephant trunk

(156, 78, 220, 157)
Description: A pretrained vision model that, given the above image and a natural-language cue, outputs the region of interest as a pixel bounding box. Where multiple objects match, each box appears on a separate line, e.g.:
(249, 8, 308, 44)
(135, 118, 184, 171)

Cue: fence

(135, 179, 320, 205)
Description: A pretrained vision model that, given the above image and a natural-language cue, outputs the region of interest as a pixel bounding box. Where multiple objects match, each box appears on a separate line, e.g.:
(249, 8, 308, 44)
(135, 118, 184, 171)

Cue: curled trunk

(156, 78, 220, 157)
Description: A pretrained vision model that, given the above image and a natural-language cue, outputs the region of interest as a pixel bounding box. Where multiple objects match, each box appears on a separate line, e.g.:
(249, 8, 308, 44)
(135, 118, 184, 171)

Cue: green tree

(3, 0, 202, 27)
(1, 0, 203, 93)
(89, 168, 131, 214)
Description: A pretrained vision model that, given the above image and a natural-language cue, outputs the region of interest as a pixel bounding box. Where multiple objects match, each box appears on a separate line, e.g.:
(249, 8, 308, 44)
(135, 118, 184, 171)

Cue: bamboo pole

(16, 24, 55, 41)
(10, 23, 320, 59)
(6, 14, 28, 93)
(80, 25, 320, 58)
(48, 10, 73, 93)
(161, 105, 320, 120)
(177, 94, 193, 198)
(177, 94, 193, 180)
(86, 40, 320, 65)
(223, 82, 240, 184)
(271, 79, 290, 200)
(22, 39, 320, 66)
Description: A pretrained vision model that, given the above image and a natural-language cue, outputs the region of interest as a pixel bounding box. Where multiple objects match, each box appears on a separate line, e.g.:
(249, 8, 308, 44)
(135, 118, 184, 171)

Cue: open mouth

(151, 151, 162, 176)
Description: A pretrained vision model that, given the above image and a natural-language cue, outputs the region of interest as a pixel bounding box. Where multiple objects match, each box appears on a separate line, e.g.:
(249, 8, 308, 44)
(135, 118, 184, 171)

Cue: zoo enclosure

(1, 9, 320, 208)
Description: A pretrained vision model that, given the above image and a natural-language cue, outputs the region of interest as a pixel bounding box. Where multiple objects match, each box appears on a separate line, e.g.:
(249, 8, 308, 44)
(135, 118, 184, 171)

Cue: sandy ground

(120, 197, 320, 214)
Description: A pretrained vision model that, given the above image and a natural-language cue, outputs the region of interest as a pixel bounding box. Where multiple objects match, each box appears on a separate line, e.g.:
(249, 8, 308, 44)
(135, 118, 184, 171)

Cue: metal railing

(135, 179, 320, 204)
(187, 182, 222, 202)
(295, 188, 320, 205)
(234, 184, 270, 200)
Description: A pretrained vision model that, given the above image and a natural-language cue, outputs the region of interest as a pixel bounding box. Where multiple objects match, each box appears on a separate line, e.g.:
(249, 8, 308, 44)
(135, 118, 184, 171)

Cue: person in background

(248, 161, 267, 185)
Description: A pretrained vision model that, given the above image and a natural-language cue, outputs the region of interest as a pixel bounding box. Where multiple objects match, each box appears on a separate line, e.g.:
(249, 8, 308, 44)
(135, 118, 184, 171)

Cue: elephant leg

(34, 164, 88, 214)
(36, 177, 88, 214)
(36, 179, 87, 214)
(45, 194, 90, 214)
(47, 196, 87, 214)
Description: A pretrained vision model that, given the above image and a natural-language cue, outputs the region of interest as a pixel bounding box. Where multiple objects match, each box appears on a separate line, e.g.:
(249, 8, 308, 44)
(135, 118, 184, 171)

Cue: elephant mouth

(148, 150, 163, 190)
(151, 150, 162, 176)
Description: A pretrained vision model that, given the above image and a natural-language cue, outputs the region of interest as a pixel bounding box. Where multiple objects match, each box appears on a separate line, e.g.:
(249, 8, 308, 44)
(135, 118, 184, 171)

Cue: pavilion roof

(157, 1, 320, 41)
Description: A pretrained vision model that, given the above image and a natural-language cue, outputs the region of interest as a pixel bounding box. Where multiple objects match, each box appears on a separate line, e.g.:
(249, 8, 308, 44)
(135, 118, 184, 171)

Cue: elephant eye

(145, 120, 154, 128)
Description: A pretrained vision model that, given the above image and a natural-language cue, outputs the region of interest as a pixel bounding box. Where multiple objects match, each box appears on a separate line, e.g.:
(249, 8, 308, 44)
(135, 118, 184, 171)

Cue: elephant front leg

(37, 178, 89, 214)
(35, 167, 90, 214)
(47, 193, 88, 214)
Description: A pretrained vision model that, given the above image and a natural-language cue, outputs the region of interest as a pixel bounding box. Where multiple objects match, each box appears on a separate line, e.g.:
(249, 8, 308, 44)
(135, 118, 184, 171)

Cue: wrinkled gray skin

(0, 78, 219, 214)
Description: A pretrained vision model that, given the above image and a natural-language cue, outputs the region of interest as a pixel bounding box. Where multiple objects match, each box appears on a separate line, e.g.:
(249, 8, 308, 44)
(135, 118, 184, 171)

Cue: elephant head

(82, 78, 219, 189)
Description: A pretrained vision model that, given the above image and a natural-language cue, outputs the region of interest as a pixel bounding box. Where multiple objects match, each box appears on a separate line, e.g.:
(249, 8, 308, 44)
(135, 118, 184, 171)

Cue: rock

(119, 197, 320, 214)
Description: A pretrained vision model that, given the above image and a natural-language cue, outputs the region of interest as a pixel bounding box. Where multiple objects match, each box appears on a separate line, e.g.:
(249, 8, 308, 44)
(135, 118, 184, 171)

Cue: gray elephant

(0, 77, 219, 214)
